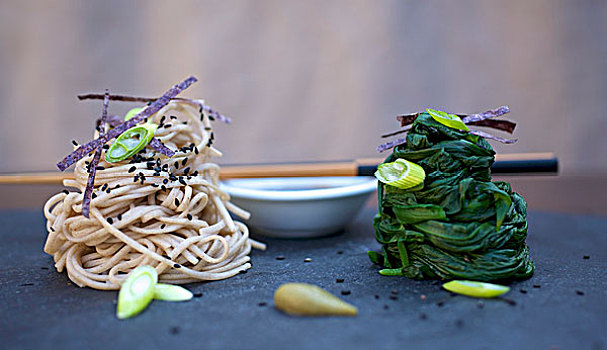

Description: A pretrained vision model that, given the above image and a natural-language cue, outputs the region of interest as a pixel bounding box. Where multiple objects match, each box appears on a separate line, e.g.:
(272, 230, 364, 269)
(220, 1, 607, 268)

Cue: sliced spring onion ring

(105, 123, 158, 163)
(442, 280, 510, 298)
(427, 108, 470, 131)
(124, 107, 144, 121)
(117, 266, 158, 319)
(375, 158, 425, 189)
(154, 284, 193, 301)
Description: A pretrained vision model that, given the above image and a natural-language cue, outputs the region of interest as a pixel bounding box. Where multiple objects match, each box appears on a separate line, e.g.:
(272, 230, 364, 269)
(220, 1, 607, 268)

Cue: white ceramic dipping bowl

(220, 177, 377, 238)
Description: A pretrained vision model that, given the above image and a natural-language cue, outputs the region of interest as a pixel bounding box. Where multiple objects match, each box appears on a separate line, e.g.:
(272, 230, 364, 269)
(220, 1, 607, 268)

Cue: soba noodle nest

(43, 100, 265, 290)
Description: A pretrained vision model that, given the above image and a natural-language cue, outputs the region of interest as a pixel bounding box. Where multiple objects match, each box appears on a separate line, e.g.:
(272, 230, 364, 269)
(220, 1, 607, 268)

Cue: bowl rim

(220, 176, 377, 201)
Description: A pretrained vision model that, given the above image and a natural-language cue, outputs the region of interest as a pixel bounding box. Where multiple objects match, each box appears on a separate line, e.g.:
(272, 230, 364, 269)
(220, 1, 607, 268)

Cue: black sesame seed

(106, 188, 111, 194)
(173, 263, 181, 268)
(96, 166, 105, 171)
(205, 127, 212, 131)
(210, 132, 214, 140)
(194, 147, 199, 155)
(160, 224, 166, 229)
(153, 172, 160, 176)
(151, 183, 159, 187)
(170, 115, 177, 120)
(101, 183, 108, 191)
(163, 124, 172, 129)
(92, 193, 97, 199)
(161, 185, 167, 192)
(533, 284, 541, 288)
(179, 177, 187, 186)
(71, 140, 78, 146)
(576, 290, 585, 296)
(336, 278, 344, 283)
(163, 179, 169, 184)
(258, 302, 267, 307)
(62, 189, 69, 194)
(239, 270, 248, 274)
(107, 217, 113, 224)
(341, 290, 351, 296)
(275, 256, 285, 261)
(337, 250, 343, 255)
(160, 116, 166, 123)
(583, 255, 590, 259)
(102, 144, 109, 150)
(117, 214, 122, 221)
(191, 171, 198, 177)
(209, 115, 215, 121)
(175, 198, 180, 206)
(50, 227, 55, 232)
(520, 289, 528, 294)
(193, 292, 202, 298)
(128, 166, 136, 173)
(174, 161, 179, 169)
(374, 294, 380, 299)
(182, 158, 188, 166)
(183, 167, 190, 174)
(187, 214, 192, 221)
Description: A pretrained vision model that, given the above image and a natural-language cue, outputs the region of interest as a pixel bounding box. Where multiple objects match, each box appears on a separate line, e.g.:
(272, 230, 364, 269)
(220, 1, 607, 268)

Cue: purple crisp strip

(200, 104, 231, 124)
(469, 129, 517, 144)
(78, 94, 232, 124)
(57, 76, 197, 171)
(82, 90, 110, 218)
(377, 136, 407, 153)
(148, 138, 175, 157)
(462, 105, 510, 124)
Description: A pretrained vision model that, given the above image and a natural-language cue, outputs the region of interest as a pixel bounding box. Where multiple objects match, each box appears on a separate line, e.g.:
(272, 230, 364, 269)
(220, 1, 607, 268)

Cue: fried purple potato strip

(82, 90, 109, 218)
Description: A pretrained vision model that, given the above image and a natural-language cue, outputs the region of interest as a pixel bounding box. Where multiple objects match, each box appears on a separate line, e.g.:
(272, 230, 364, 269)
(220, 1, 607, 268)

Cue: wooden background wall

(1, 0, 606, 175)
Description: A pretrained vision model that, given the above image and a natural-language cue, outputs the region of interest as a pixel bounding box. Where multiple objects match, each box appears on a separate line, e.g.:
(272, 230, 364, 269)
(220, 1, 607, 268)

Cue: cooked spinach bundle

(369, 110, 534, 281)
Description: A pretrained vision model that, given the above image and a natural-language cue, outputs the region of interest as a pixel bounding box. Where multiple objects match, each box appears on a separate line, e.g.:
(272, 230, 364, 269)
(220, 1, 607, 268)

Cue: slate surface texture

(1, 208, 605, 350)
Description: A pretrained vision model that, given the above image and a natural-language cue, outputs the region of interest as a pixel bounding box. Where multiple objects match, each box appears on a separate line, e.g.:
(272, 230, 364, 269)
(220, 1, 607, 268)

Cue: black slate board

(1, 208, 606, 350)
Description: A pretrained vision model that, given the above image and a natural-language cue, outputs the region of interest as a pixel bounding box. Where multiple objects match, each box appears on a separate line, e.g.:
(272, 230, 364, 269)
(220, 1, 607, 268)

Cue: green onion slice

(375, 158, 425, 189)
(442, 280, 510, 298)
(105, 123, 158, 163)
(426, 108, 470, 131)
(154, 283, 193, 301)
(124, 107, 144, 121)
(117, 266, 158, 319)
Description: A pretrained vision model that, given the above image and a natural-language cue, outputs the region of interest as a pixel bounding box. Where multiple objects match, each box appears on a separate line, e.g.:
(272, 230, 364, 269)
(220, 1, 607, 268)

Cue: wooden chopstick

(0, 152, 557, 185)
